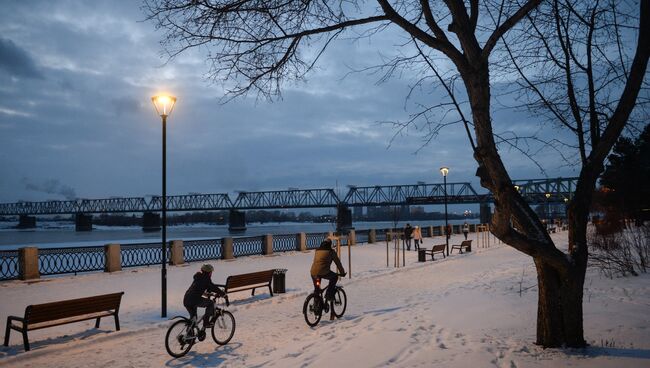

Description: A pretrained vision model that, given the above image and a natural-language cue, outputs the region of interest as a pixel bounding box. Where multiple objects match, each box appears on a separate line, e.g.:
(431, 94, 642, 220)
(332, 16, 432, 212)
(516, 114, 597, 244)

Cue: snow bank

(0, 233, 648, 367)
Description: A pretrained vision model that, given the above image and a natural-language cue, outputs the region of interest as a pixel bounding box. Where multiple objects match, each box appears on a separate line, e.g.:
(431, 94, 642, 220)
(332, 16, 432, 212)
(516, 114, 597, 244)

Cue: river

(0, 219, 477, 249)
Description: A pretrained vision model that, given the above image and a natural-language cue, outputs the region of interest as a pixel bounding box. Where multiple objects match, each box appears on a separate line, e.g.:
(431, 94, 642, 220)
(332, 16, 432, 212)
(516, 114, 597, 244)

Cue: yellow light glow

(545, 193, 551, 198)
(151, 94, 177, 117)
(439, 166, 449, 177)
(514, 185, 520, 191)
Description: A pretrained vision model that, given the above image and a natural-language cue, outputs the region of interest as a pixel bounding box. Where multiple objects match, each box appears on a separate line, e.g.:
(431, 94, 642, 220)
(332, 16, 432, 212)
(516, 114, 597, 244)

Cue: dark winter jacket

(404, 225, 414, 238)
(183, 271, 224, 306)
(310, 244, 345, 277)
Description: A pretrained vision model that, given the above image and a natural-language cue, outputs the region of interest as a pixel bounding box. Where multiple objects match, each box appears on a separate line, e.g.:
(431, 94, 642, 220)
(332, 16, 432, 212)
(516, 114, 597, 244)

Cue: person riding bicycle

(183, 264, 225, 330)
(310, 238, 346, 301)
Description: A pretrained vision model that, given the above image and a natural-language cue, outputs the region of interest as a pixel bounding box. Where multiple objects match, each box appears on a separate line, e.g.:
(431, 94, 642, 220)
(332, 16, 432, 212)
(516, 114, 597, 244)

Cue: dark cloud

(0, 38, 43, 79)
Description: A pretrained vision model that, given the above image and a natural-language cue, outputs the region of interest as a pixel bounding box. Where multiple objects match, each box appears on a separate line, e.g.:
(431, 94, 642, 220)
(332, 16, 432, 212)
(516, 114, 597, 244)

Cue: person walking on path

(404, 223, 414, 251)
(462, 222, 469, 240)
(413, 225, 423, 250)
(446, 224, 452, 241)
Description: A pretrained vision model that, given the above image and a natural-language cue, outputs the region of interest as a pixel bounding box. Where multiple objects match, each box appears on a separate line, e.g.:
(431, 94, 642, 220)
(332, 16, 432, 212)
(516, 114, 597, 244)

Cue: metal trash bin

(418, 249, 426, 262)
(273, 268, 288, 293)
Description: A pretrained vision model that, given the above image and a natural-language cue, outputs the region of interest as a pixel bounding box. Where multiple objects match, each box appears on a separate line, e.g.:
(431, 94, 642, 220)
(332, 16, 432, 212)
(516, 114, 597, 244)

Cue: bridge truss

(0, 177, 578, 216)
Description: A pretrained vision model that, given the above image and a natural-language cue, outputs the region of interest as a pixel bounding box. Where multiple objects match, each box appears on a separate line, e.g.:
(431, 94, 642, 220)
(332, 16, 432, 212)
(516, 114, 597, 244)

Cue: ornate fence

(184, 239, 222, 262)
(233, 236, 263, 257)
(272, 233, 296, 253)
(121, 242, 169, 268)
(0, 225, 466, 281)
(39, 247, 105, 276)
(306, 232, 329, 249)
(0, 250, 19, 281)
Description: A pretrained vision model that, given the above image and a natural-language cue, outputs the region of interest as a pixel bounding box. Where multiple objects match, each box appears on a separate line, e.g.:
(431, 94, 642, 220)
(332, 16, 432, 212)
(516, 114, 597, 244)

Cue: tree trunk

(463, 63, 588, 348)
(534, 258, 586, 348)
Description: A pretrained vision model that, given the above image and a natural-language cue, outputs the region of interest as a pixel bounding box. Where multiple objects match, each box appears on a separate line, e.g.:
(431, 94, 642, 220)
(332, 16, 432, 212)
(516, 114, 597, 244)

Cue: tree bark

(534, 258, 586, 347)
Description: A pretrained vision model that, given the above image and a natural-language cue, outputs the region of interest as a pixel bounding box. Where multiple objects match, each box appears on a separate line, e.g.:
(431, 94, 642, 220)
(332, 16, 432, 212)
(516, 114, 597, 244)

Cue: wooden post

(348, 229, 356, 246)
(104, 243, 122, 272)
(427, 226, 434, 238)
(369, 228, 376, 244)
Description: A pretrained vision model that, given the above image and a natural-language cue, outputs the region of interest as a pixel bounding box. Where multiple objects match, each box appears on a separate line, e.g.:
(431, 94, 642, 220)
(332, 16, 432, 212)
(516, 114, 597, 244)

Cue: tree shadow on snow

(165, 341, 242, 367)
(566, 346, 650, 360)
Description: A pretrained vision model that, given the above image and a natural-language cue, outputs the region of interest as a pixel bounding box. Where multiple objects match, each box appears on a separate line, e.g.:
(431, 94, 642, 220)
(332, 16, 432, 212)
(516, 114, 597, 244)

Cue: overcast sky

(0, 0, 582, 204)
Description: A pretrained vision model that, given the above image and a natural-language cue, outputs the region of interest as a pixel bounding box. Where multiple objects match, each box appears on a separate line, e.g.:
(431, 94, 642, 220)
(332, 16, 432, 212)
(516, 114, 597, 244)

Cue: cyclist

(310, 238, 346, 302)
(183, 264, 225, 331)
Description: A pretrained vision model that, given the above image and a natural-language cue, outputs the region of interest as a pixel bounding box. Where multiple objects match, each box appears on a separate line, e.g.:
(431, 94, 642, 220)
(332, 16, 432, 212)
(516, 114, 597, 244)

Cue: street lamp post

(152, 94, 176, 318)
(440, 167, 449, 256)
(545, 192, 551, 230)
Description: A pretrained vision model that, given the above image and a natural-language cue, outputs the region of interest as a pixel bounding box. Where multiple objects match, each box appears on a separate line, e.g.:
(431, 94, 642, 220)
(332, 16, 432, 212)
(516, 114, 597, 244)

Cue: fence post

(171, 240, 184, 265)
(368, 229, 376, 244)
(439, 225, 445, 236)
(348, 230, 356, 245)
(104, 243, 122, 272)
(19, 247, 39, 280)
(296, 232, 307, 251)
(262, 234, 273, 255)
(427, 226, 433, 237)
(222, 237, 234, 260)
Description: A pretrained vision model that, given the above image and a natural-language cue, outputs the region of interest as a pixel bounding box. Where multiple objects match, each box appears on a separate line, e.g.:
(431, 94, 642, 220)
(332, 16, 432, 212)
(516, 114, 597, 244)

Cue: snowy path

(1, 233, 649, 367)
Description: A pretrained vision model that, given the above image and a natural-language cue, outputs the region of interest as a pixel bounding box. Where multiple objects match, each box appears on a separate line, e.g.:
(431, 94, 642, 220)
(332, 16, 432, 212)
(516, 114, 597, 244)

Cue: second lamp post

(440, 166, 449, 256)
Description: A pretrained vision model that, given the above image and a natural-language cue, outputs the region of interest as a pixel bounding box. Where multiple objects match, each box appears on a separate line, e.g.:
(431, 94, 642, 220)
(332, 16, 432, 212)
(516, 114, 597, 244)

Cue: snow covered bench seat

(216, 269, 275, 306)
(4, 291, 124, 352)
(450, 240, 472, 254)
(423, 244, 447, 261)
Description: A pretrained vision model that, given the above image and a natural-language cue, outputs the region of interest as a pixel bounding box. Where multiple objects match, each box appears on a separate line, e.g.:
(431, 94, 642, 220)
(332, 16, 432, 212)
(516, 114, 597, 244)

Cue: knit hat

(201, 264, 214, 273)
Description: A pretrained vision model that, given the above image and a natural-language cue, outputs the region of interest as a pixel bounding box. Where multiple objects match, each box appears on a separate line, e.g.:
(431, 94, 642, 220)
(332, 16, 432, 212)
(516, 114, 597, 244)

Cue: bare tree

(144, 0, 649, 347)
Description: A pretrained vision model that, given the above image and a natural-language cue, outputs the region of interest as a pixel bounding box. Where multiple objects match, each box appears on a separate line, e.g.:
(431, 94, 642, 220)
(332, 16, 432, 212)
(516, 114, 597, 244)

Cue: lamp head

(439, 167, 449, 177)
(151, 94, 177, 117)
(545, 193, 551, 199)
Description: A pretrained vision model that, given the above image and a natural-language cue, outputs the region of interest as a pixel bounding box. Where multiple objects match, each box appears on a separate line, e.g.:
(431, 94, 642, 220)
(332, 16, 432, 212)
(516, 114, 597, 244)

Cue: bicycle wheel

(331, 287, 347, 318)
(303, 293, 322, 327)
(165, 320, 195, 358)
(211, 310, 236, 345)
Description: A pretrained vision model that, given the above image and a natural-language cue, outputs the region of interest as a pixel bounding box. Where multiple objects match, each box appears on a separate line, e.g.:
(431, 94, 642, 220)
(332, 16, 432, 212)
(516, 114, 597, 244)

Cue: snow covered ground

(1, 232, 649, 367)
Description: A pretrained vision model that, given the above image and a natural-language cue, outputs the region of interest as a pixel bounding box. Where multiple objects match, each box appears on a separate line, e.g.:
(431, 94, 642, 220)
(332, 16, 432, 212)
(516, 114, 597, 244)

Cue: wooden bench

(4, 292, 124, 351)
(450, 240, 472, 254)
(217, 269, 275, 305)
(423, 244, 446, 261)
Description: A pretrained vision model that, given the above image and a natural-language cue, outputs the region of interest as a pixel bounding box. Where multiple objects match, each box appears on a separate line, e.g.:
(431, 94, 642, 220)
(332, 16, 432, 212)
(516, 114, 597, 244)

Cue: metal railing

(272, 233, 296, 253)
(121, 242, 169, 268)
(2, 226, 465, 280)
(233, 236, 263, 257)
(184, 239, 222, 262)
(0, 250, 19, 280)
(306, 232, 329, 249)
(39, 247, 105, 276)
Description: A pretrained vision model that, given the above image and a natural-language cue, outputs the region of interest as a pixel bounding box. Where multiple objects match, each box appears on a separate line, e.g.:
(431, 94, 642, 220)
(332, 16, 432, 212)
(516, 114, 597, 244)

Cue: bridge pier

(229, 210, 246, 232)
(142, 212, 161, 232)
(17, 215, 36, 229)
(75, 213, 93, 231)
(480, 203, 492, 224)
(336, 205, 353, 233)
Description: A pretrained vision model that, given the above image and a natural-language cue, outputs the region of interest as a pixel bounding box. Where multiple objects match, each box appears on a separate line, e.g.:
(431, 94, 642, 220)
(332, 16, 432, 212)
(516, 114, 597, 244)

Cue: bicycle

(165, 292, 236, 358)
(302, 274, 347, 327)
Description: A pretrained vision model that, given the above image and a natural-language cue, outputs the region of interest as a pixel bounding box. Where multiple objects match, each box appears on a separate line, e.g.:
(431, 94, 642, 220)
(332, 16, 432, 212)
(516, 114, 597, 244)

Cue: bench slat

(25, 293, 123, 324)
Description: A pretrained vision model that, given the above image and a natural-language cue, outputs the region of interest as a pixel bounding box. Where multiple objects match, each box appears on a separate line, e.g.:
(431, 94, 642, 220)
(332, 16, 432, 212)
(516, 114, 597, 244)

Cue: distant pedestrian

(404, 223, 414, 250)
(446, 224, 452, 240)
(413, 225, 423, 250)
(462, 222, 469, 240)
